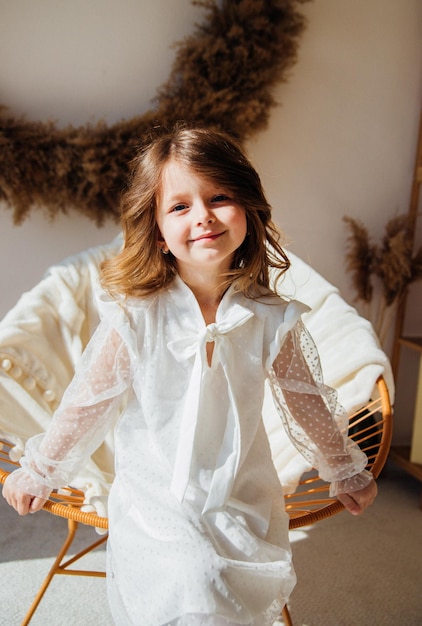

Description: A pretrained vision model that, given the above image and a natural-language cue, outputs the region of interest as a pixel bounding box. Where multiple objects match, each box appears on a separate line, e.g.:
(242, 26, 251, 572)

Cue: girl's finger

(337, 492, 362, 516)
(29, 497, 47, 514)
(16, 494, 32, 516)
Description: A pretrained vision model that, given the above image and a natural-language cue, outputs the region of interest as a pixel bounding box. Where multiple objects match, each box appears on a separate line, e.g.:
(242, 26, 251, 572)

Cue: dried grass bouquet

(343, 214, 422, 347)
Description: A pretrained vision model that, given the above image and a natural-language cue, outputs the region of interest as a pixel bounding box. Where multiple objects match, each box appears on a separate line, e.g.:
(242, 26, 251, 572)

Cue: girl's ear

(156, 231, 169, 254)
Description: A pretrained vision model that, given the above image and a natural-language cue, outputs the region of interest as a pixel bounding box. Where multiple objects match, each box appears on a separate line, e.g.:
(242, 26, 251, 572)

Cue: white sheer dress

(7, 276, 372, 625)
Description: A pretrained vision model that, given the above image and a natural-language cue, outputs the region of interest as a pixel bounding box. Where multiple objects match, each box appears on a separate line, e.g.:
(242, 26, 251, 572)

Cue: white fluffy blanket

(0, 237, 394, 501)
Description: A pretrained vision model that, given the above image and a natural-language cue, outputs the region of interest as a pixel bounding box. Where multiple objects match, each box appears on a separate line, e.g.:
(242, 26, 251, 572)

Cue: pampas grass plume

(344, 212, 422, 346)
(343, 215, 374, 303)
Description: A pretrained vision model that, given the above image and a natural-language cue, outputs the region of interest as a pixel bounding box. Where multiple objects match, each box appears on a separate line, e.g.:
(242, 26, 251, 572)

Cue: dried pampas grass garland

(0, 0, 308, 225)
(343, 214, 422, 346)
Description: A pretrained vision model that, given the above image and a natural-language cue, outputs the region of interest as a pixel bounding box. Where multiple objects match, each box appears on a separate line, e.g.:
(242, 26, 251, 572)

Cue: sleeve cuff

(329, 469, 373, 497)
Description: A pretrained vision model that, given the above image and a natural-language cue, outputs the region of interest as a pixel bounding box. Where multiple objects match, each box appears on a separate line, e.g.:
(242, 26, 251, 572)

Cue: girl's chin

(176, 255, 234, 274)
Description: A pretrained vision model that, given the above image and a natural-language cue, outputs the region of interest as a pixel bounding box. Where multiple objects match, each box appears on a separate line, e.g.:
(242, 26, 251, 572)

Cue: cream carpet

(1, 461, 421, 626)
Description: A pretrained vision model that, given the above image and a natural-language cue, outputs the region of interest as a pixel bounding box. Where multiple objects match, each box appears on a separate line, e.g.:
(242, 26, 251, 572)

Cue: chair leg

(21, 518, 79, 626)
(281, 604, 294, 626)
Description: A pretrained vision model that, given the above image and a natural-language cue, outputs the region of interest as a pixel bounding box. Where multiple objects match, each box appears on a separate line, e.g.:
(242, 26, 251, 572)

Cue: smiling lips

(192, 231, 224, 242)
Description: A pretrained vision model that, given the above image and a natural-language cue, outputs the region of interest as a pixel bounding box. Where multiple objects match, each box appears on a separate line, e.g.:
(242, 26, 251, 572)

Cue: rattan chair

(0, 375, 392, 626)
(0, 241, 394, 624)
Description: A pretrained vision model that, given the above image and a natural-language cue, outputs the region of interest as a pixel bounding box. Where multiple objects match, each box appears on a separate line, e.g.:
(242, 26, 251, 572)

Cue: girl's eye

(212, 194, 229, 203)
(171, 204, 188, 213)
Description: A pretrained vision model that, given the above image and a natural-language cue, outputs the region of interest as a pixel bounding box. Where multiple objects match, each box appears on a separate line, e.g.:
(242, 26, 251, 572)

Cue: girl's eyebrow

(167, 194, 186, 202)
(164, 197, 188, 210)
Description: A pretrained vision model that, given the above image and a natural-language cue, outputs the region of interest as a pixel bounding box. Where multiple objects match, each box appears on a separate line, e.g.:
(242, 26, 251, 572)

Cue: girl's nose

(195, 202, 215, 225)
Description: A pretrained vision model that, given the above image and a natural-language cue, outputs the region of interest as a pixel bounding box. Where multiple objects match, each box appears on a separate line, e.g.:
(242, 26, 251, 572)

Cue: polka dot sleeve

(268, 319, 373, 497)
(8, 318, 132, 499)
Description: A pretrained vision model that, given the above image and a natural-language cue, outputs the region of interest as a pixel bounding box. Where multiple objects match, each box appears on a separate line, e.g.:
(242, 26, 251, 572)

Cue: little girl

(3, 124, 377, 626)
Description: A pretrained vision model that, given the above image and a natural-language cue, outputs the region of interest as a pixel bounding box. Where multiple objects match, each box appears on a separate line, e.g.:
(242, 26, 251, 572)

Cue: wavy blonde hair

(101, 124, 290, 298)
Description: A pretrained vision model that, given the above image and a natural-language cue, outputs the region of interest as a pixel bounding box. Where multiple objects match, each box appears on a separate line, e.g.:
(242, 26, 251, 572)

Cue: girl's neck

(191, 285, 223, 325)
(179, 273, 225, 325)
(197, 296, 220, 325)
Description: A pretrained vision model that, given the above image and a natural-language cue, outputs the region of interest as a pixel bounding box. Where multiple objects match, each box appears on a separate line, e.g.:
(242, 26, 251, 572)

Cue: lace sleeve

(7, 319, 132, 499)
(268, 320, 372, 497)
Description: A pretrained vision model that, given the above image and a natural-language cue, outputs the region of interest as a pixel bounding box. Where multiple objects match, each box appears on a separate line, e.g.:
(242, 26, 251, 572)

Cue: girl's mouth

(193, 232, 224, 242)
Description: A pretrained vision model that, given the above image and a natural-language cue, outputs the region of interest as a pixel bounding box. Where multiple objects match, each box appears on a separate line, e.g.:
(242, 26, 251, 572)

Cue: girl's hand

(2, 469, 51, 516)
(337, 478, 377, 515)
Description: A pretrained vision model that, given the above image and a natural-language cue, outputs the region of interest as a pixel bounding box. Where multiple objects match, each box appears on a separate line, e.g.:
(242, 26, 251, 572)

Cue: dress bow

(167, 303, 254, 513)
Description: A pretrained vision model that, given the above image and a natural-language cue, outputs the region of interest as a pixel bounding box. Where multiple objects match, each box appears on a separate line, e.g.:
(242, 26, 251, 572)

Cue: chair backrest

(0, 240, 395, 497)
(0, 238, 394, 517)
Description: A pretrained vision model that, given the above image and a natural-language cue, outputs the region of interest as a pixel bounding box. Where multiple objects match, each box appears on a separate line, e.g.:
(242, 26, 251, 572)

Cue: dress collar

(166, 274, 252, 326)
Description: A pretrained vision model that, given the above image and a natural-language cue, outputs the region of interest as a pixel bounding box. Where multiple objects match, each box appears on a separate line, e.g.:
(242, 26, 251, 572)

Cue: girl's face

(156, 158, 247, 283)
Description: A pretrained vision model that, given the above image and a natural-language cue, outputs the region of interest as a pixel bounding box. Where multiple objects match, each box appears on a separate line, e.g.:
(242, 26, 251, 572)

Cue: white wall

(1, 0, 421, 437)
(249, 0, 422, 333)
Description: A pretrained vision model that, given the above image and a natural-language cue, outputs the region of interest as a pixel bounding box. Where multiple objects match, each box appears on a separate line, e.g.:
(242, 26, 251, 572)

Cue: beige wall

(1, 0, 421, 438)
